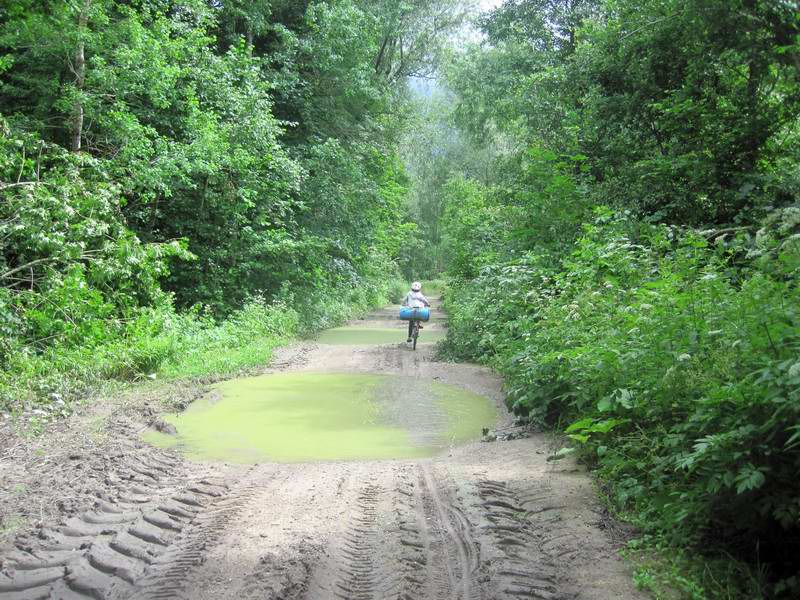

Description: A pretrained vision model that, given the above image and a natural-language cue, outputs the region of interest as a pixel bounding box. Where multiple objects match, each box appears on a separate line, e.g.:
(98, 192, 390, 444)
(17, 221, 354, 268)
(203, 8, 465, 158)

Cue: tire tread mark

(130, 474, 263, 600)
(418, 464, 481, 600)
(333, 482, 382, 600)
(0, 456, 241, 600)
(0, 568, 65, 593)
(393, 465, 433, 600)
(307, 478, 405, 600)
(477, 480, 567, 600)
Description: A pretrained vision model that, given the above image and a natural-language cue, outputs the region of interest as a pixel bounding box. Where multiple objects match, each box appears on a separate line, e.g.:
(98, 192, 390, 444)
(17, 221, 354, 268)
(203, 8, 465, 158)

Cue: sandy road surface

(0, 300, 646, 600)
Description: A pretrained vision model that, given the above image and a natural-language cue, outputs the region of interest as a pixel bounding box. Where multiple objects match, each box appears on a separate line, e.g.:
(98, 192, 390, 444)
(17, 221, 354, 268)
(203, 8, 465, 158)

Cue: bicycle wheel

(412, 321, 419, 350)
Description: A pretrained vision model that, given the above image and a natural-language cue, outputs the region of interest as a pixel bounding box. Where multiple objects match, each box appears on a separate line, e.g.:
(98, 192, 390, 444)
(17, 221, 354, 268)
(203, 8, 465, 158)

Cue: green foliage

(577, 0, 800, 224)
(0, 119, 188, 363)
(158, 297, 300, 378)
(626, 539, 766, 600)
(448, 0, 800, 226)
(432, 1, 800, 594)
(443, 206, 800, 596)
(440, 176, 506, 279)
(399, 86, 497, 278)
(0, 0, 469, 412)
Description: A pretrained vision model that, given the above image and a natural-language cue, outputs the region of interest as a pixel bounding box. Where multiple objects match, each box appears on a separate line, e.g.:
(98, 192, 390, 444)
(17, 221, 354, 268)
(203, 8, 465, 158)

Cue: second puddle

(144, 373, 496, 463)
(315, 327, 446, 345)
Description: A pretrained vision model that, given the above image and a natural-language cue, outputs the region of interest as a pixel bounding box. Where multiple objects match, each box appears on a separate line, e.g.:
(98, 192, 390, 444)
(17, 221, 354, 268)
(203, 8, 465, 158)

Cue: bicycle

(405, 306, 429, 351)
(400, 305, 430, 350)
(410, 316, 422, 350)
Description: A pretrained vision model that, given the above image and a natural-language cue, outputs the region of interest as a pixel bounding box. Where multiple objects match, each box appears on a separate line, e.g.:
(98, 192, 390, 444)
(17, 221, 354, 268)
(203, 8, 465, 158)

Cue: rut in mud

(0, 299, 646, 600)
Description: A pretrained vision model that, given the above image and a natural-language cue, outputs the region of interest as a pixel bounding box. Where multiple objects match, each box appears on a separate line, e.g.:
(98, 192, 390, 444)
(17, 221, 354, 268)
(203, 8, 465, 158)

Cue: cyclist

(402, 281, 431, 342)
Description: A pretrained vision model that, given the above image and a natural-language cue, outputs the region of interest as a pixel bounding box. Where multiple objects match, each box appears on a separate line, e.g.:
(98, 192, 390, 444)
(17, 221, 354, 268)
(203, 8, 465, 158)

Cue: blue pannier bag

(399, 307, 430, 321)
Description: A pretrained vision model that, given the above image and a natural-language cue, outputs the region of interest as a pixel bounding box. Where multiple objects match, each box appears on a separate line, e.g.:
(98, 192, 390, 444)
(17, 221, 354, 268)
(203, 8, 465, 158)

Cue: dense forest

(422, 0, 800, 597)
(2, 0, 800, 598)
(0, 0, 470, 406)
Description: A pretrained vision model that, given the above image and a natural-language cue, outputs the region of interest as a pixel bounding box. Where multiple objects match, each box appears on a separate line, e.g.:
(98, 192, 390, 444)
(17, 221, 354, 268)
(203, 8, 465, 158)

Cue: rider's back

(404, 290, 429, 308)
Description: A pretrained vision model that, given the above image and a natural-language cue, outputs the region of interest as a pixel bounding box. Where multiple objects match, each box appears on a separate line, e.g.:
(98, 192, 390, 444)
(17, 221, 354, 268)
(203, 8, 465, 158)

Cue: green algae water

(143, 373, 496, 463)
(315, 327, 446, 345)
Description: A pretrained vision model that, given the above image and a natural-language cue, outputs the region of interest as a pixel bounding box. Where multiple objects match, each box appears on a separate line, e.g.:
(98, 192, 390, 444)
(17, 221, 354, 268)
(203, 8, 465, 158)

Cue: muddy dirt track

(0, 299, 647, 600)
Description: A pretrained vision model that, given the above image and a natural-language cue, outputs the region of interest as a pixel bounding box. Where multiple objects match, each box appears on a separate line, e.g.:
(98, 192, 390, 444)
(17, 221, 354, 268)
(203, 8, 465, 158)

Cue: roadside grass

(0, 277, 405, 423)
(422, 278, 446, 297)
(590, 480, 768, 600)
(157, 299, 300, 379)
(0, 515, 24, 540)
(624, 540, 766, 600)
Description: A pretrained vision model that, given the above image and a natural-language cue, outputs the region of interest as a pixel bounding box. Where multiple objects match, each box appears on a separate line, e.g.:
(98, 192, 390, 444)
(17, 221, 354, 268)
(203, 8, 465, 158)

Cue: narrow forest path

(0, 299, 647, 600)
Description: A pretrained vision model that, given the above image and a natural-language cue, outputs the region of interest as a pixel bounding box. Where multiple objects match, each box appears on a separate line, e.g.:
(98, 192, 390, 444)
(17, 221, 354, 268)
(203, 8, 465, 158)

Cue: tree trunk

(375, 35, 390, 73)
(71, 0, 91, 152)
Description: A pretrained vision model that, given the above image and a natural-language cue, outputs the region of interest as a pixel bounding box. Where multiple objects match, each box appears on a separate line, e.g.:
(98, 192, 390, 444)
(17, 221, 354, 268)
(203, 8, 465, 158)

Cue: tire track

(330, 482, 386, 600)
(393, 466, 429, 600)
(305, 464, 481, 600)
(239, 550, 312, 600)
(127, 472, 268, 600)
(476, 480, 567, 600)
(516, 488, 578, 563)
(306, 472, 413, 600)
(418, 464, 481, 600)
(0, 451, 237, 600)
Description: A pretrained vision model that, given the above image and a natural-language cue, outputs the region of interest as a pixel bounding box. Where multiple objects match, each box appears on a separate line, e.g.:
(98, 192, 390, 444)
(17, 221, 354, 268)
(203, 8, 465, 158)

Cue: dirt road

(0, 300, 646, 600)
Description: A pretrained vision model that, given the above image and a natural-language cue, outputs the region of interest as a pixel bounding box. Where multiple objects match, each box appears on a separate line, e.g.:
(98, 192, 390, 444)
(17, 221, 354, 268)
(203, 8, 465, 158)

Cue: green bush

(443, 207, 800, 595)
(0, 271, 402, 414)
(157, 297, 300, 378)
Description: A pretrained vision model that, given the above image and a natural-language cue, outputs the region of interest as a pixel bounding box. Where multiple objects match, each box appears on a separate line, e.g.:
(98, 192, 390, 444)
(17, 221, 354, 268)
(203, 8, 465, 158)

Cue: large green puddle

(143, 373, 496, 463)
(316, 327, 446, 345)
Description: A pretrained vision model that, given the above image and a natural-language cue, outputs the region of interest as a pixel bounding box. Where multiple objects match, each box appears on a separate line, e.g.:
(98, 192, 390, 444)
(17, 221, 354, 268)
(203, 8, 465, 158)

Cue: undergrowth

(441, 206, 800, 598)
(0, 276, 404, 417)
